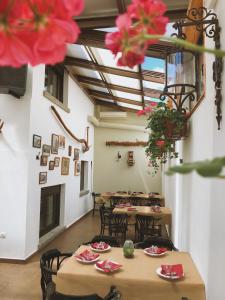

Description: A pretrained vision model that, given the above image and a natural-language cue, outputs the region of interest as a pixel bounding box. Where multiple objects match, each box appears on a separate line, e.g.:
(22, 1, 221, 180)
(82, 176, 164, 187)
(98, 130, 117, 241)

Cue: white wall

(0, 65, 94, 259)
(163, 1, 225, 299)
(94, 127, 161, 193)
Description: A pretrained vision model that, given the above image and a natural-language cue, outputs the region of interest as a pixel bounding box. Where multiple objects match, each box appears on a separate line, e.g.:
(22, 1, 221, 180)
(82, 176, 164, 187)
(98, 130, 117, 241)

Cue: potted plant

(138, 102, 187, 174)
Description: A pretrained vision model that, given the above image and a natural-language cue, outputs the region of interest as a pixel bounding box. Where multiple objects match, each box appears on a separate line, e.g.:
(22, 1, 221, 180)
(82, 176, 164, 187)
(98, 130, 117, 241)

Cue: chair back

(110, 197, 124, 208)
(89, 235, 120, 247)
(40, 249, 72, 300)
(134, 237, 178, 251)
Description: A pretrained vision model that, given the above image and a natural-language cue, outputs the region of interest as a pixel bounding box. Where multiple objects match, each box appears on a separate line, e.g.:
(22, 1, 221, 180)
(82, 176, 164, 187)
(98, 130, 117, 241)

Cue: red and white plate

(95, 260, 122, 273)
(156, 267, 184, 280)
(75, 255, 99, 264)
(144, 247, 167, 257)
(90, 243, 111, 252)
(74, 250, 100, 264)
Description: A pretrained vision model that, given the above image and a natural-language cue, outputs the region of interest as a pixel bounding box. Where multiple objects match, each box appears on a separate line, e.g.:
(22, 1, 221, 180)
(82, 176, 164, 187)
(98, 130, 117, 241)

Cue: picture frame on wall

(54, 157, 60, 167)
(68, 145, 72, 157)
(51, 134, 59, 154)
(42, 144, 51, 156)
(40, 155, 48, 166)
(59, 135, 65, 149)
(39, 172, 47, 184)
(61, 157, 70, 175)
(73, 148, 79, 161)
(74, 161, 81, 176)
(49, 160, 55, 170)
(33, 134, 42, 148)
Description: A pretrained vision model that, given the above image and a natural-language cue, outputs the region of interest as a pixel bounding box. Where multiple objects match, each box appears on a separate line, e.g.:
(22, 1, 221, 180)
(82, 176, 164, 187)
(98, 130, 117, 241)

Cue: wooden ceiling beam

(89, 89, 142, 106)
(95, 99, 138, 113)
(77, 75, 162, 98)
(117, 0, 126, 14)
(64, 57, 165, 83)
(75, 9, 187, 29)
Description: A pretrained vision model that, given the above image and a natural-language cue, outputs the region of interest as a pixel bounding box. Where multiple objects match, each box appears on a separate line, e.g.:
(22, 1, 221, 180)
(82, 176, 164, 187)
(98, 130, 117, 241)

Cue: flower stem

(144, 34, 225, 57)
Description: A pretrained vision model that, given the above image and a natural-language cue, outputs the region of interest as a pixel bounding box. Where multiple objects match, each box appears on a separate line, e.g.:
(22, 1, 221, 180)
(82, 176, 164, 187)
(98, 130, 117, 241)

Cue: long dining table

(98, 192, 165, 207)
(55, 245, 205, 300)
(113, 206, 172, 237)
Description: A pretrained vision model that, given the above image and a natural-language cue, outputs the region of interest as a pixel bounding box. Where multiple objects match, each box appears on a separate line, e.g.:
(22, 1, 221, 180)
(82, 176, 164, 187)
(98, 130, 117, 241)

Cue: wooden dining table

(113, 206, 172, 237)
(55, 245, 205, 300)
(98, 192, 165, 207)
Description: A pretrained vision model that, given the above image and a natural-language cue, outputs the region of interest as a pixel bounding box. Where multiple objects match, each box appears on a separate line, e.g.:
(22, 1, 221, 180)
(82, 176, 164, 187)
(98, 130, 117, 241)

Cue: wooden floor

(0, 212, 100, 300)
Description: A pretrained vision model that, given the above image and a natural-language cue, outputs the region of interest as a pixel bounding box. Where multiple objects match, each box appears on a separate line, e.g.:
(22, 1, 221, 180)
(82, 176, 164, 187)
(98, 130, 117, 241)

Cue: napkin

(161, 264, 183, 277)
(146, 246, 167, 254)
(75, 249, 99, 261)
(91, 242, 109, 250)
(127, 207, 137, 211)
(115, 204, 125, 208)
(151, 206, 161, 213)
(96, 260, 122, 273)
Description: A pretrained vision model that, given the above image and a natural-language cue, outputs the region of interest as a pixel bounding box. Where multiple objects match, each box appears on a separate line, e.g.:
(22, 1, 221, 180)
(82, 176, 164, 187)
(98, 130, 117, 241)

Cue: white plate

(94, 261, 122, 273)
(144, 248, 167, 257)
(156, 267, 185, 280)
(90, 244, 111, 252)
(75, 255, 99, 264)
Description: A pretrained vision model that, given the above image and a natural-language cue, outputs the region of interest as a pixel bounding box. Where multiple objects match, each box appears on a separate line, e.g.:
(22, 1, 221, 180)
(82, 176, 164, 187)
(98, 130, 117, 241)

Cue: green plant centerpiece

(142, 102, 187, 174)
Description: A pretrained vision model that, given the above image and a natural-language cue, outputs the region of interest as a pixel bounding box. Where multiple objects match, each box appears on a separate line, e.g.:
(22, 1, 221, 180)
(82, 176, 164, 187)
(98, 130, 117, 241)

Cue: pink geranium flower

(156, 140, 165, 147)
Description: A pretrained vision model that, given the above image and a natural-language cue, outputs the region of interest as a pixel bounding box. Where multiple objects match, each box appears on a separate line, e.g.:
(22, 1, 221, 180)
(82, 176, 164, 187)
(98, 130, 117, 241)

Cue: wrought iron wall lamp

(160, 7, 223, 129)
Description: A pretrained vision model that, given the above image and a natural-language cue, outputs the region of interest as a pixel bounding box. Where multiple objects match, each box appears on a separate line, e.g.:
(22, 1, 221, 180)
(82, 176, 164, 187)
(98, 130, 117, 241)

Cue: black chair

(40, 249, 72, 300)
(110, 197, 125, 209)
(84, 235, 120, 247)
(135, 215, 162, 242)
(134, 236, 178, 251)
(108, 213, 128, 243)
(47, 282, 121, 300)
(99, 205, 113, 235)
(92, 192, 101, 216)
(129, 196, 142, 206)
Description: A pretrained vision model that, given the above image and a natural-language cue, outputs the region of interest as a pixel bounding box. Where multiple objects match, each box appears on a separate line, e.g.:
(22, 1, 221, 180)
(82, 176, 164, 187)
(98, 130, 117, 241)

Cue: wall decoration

(40, 155, 48, 166)
(106, 141, 147, 146)
(54, 157, 60, 167)
(61, 157, 70, 175)
(74, 161, 81, 176)
(33, 134, 42, 148)
(49, 160, 55, 170)
(68, 145, 72, 156)
(127, 151, 135, 166)
(59, 135, 65, 148)
(51, 134, 59, 154)
(39, 172, 47, 184)
(0, 119, 4, 133)
(42, 144, 51, 156)
(51, 106, 89, 152)
(73, 148, 80, 161)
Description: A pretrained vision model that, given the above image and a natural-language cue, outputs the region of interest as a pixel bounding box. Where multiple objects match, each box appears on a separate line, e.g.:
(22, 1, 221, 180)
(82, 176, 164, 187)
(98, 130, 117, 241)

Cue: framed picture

(51, 134, 59, 154)
(40, 155, 48, 166)
(61, 157, 70, 175)
(39, 172, 47, 184)
(74, 161, 81, 176)
(49, 160, 55, 170)
(33, 134, 42, 148)
(42, 144, 51, 156)
(68, 145, 72, 156)
(54, 157, 60, 167)
(59, 135, 65, 149)
(73, 148, 79, 161)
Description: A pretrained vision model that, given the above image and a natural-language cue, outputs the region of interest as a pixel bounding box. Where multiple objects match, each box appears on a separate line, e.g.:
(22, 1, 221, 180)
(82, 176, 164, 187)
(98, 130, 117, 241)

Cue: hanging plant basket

(164, 119, 188, 140)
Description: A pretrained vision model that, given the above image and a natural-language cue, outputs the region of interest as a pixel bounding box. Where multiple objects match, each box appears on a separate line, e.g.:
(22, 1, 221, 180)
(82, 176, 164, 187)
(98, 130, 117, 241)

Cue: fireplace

(39, 185, 61, 238)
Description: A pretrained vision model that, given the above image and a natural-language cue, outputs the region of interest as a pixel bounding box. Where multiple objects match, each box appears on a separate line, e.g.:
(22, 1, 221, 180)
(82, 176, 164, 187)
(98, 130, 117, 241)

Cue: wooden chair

(108, 213, 128, 243)
(84, 235, 120, 247)
(99, 205, 113, 235)
(134, 237, 178, 251)
(135, 215, 162, 242)
(92, 192, 101, 216)
(110, 197, 125, 209)
(40, 249, 72, 300)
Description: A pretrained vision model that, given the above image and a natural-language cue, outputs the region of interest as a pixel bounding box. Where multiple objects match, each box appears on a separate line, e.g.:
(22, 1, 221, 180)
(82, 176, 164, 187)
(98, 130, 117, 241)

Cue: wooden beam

(77, 75, 162, 98)
(89, 89, 142, 106)
(117, 0, 126, 13)
(75, 9, 187, 29)
(95, 99, 138, 113)
(64, 57, 165, 83)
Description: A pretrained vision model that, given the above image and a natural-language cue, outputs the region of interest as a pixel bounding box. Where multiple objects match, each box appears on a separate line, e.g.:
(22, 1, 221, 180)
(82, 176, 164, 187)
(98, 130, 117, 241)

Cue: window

(45, 64, 64, 102)
(80, 161, 88, 193)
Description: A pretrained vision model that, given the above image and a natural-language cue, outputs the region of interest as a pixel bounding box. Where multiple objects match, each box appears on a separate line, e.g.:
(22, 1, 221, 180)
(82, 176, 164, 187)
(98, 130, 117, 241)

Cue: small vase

(123, 240, 134, 258)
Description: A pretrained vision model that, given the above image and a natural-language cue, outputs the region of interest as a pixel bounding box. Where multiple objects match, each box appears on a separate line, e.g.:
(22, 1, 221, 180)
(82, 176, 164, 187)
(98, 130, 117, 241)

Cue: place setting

(95, 259, 122, 273)
(74, 249, 100, 264)
(151, 206, 161, 213)
(144, 245, 168, 257)
(90, 241, 111, 252)
(156, 264, 185, 280)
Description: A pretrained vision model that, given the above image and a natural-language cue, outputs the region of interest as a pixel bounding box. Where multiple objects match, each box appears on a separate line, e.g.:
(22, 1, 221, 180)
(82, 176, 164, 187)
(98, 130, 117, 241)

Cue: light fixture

(160, 7, 222, 129)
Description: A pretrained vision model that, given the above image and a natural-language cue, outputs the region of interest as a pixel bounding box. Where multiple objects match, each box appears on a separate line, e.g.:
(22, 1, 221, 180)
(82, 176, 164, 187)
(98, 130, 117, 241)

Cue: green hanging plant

(166, 157, 225, 178)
